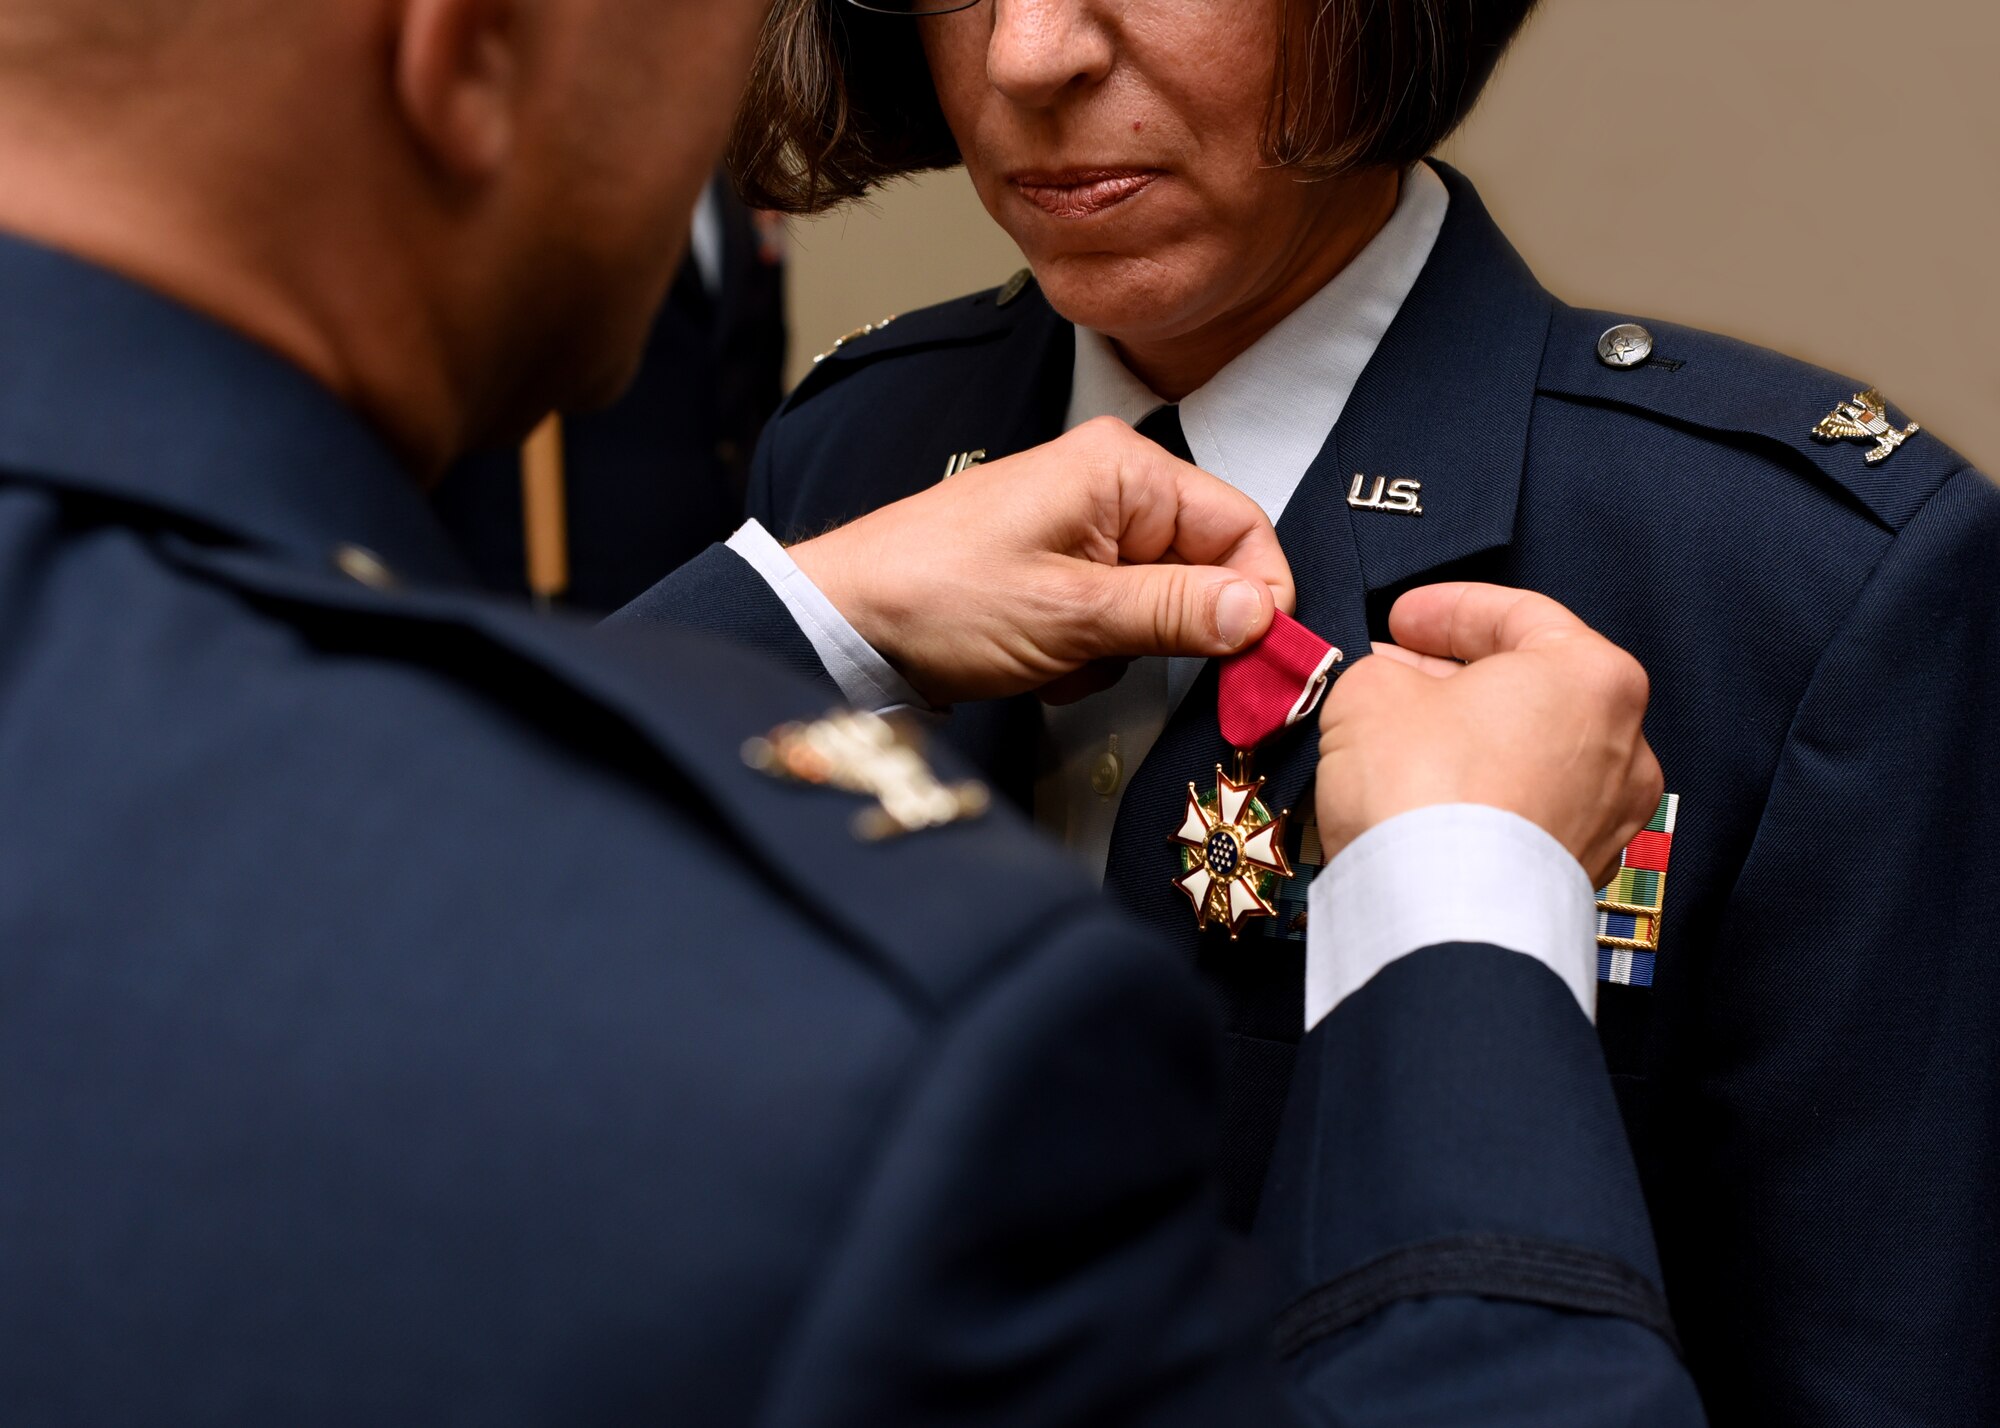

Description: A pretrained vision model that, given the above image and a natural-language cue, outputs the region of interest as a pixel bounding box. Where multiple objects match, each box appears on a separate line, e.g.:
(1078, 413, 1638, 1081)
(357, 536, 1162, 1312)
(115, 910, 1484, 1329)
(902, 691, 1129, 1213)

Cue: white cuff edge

(725, 520, 924, 713)
(1304, 804, 1597, 1032)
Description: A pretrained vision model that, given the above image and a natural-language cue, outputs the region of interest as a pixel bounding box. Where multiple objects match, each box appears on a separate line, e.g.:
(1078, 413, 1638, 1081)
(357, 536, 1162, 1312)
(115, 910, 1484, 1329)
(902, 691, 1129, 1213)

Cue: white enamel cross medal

(1171, 754, 1294, 939)
(1168, 609, 1342, 939)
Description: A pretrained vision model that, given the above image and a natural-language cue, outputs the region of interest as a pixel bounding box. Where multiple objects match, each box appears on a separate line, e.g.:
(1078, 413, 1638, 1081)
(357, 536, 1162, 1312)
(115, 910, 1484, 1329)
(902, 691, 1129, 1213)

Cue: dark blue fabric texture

(611, 541, 835, 694)
(744, 160, 1999, 1425)
(0, 230, 1700, 1422)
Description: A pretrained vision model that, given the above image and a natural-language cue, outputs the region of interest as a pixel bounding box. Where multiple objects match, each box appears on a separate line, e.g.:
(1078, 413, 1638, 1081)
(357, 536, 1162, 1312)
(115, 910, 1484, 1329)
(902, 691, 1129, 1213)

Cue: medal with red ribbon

(1170, 612, 1343, 937)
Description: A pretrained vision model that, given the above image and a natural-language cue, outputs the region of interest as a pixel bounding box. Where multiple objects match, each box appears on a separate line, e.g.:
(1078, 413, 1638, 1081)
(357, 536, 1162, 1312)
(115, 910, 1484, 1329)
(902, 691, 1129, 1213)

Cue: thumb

(1388, 582, 1597, 664)
(1079, 563, 1275, 660)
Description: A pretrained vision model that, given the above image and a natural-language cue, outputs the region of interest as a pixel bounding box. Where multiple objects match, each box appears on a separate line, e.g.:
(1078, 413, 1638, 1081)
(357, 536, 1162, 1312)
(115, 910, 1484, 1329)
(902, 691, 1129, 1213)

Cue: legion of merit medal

(1169, 611, 1342, 939)
(1172, 758, 1294, 938)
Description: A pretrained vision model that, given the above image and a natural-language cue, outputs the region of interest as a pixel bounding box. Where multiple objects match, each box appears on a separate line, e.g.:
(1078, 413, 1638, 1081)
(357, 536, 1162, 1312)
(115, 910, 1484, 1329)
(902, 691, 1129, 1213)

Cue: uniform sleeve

(1261, 943, 1703, 1426)
(752, 902, 1293, 1427)
(1669, 465, 2000, 1422)
(755, 899, 1703, 1426)
(604, 540, 839, 694)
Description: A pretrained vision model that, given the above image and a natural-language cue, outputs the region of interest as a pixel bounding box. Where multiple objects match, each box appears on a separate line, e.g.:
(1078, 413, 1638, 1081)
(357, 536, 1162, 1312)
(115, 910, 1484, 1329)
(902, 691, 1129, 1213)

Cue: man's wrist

(789, 528, 916, 685)
(724, 521, 922, 711)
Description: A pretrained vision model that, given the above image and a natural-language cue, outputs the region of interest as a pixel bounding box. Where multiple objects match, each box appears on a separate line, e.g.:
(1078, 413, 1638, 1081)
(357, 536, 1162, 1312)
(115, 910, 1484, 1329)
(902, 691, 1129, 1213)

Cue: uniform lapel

(1334, 164, 1550, 599)
(924, 292, 1074, 808)
(1102, 163, 1554, 975)
(927, 287, 1073, 480)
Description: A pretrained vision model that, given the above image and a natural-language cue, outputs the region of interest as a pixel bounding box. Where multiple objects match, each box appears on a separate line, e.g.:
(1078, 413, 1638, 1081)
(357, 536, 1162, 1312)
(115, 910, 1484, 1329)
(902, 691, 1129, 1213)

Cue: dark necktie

(1135, 404, 1193, 465)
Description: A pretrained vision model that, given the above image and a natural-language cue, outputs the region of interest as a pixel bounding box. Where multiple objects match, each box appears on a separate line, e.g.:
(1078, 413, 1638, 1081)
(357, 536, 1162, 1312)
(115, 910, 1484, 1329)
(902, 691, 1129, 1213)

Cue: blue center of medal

(1204, 829, 1239, 878)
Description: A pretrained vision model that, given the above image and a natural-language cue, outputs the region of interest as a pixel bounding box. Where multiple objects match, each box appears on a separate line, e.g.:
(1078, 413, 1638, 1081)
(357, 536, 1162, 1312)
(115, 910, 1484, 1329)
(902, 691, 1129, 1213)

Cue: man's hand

(1317, 583, 1664, 886)
(789, 417, 1295, 705)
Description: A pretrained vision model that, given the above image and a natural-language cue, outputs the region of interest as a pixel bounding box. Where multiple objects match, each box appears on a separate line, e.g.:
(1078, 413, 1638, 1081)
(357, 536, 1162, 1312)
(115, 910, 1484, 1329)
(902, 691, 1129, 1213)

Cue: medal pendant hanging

(1170, 750, 1294, 939)
(1166, 611, 1342, 939)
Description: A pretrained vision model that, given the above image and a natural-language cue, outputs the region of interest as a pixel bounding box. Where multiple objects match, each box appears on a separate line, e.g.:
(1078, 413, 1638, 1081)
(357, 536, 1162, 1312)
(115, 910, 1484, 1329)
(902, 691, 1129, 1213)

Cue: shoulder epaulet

(603, 624, 1094, 1011)
(789, 269, 1045, 404)
(1538, 305, 1973, 532)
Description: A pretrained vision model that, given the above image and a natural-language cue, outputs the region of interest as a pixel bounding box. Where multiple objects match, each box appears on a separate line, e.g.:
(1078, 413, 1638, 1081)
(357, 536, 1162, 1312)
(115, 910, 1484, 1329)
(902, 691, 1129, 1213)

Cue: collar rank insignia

(743, 710, 989, 842)
(1812, 389, 1919, 465)
(1597, 793, 1678, 987)
(1170, 762, 1295, 938)
(811, 314, 898, 367)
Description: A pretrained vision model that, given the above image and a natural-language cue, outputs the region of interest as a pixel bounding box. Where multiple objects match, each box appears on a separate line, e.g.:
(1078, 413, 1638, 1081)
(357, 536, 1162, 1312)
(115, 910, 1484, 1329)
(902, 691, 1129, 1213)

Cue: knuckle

(1612, 649, 1651, 707)
(1153, 565, 1196, 647)
(1640, 747, 1667, 802)
(1319, 663, 1376, 728)
(1074, 414, 1127, 458)
(1579, 642, 1646, 704)
(1332, 656, 1390, 705)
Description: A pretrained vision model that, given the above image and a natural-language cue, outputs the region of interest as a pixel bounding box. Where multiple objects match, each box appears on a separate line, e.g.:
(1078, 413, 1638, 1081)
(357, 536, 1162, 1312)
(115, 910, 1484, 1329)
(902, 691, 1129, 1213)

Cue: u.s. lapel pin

(1347, 474, 1423, 516)
(942, 449, 988, 478)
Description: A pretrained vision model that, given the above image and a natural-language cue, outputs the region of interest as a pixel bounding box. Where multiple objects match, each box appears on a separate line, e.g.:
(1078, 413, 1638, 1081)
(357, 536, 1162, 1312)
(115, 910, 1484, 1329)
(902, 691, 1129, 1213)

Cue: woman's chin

(1026, 251, 1209, 344)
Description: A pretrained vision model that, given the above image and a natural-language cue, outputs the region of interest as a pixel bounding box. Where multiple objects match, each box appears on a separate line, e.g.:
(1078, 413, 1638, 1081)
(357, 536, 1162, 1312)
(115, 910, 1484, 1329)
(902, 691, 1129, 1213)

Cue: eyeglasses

(843, 0, 986, 15)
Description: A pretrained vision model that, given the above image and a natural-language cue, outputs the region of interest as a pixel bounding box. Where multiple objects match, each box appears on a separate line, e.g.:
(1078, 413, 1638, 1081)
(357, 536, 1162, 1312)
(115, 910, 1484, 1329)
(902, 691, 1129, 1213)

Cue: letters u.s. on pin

(1348, 475, 1423, 516)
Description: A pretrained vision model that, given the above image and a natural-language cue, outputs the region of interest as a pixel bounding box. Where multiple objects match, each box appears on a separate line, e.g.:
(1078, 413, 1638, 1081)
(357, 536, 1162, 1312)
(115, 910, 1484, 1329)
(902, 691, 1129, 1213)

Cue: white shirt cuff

(1304, 804, 1597, 1032)
(725, 519, 923, 712)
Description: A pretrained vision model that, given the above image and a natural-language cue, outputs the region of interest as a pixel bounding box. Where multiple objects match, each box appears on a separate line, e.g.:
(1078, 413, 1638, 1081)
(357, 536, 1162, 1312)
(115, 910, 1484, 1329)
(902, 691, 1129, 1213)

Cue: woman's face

(920, 0, 1388, 370)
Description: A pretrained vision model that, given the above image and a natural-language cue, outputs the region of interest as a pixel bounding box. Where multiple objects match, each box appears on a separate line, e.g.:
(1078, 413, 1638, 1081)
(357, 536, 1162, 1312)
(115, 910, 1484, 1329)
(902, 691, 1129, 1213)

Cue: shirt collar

(1064, 162, 1450, 524)
(0, 230, 471, 587)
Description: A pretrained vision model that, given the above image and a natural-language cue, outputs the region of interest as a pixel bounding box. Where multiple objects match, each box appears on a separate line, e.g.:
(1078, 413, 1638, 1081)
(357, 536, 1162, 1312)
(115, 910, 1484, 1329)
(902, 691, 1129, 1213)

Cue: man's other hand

(1317, 583, 1665, 886)
(788, 417, 1295, 705)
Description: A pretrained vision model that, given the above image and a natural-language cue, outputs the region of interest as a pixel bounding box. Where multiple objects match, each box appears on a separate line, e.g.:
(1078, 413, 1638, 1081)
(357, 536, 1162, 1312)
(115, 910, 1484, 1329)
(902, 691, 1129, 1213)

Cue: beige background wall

(782, 0, 1999, 475)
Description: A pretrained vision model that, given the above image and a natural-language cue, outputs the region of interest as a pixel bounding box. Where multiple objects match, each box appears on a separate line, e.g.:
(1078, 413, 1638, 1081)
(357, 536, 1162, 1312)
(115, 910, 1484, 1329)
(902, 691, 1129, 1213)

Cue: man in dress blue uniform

(731, 3, 2000, 1421)
(0, 0, 1705, 1421)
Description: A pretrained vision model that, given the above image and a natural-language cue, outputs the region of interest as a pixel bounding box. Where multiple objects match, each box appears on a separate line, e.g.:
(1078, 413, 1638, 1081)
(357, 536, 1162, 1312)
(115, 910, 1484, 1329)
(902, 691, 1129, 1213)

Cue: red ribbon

(1217, 611, 1342, 749)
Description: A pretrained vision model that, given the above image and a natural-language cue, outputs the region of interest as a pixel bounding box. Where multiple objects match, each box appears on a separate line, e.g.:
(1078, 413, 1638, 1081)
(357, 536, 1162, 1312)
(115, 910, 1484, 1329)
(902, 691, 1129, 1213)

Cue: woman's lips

(1010, 170, 1160, 219)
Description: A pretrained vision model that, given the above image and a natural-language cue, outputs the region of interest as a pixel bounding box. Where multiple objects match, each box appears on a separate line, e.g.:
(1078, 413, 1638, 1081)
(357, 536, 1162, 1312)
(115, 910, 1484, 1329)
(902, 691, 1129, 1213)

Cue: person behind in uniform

(434, 172, 790, 611)
(724, 0, 2000, 1421)
(0, 0, 1711, 1420)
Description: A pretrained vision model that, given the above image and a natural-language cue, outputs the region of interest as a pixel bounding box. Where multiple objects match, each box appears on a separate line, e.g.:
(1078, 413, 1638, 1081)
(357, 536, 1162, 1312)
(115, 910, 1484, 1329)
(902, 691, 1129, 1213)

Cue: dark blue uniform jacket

(0, 232, 1704, 1422)
(731, 162, 2000, 1425)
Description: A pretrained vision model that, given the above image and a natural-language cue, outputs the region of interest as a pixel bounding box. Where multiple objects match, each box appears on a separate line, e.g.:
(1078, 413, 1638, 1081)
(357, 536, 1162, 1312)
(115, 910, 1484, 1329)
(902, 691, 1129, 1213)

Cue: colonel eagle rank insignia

(744, 709, 988, 841)
(1812, 388, 1918, 465)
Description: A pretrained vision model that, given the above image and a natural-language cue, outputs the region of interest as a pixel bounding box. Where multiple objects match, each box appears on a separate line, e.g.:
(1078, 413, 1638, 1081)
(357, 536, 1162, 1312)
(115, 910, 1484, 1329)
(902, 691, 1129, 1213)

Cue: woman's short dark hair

(729, 0, 1540, 214)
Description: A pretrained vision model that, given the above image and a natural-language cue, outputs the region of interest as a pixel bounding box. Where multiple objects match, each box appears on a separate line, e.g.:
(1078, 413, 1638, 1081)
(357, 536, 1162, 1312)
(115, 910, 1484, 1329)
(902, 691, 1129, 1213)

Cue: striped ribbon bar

(1597, 793, 1679, 988)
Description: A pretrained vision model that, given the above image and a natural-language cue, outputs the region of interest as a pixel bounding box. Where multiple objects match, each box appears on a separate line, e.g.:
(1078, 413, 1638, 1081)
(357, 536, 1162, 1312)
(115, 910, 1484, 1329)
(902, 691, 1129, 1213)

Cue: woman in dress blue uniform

(725, 1, 2000, 1421)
